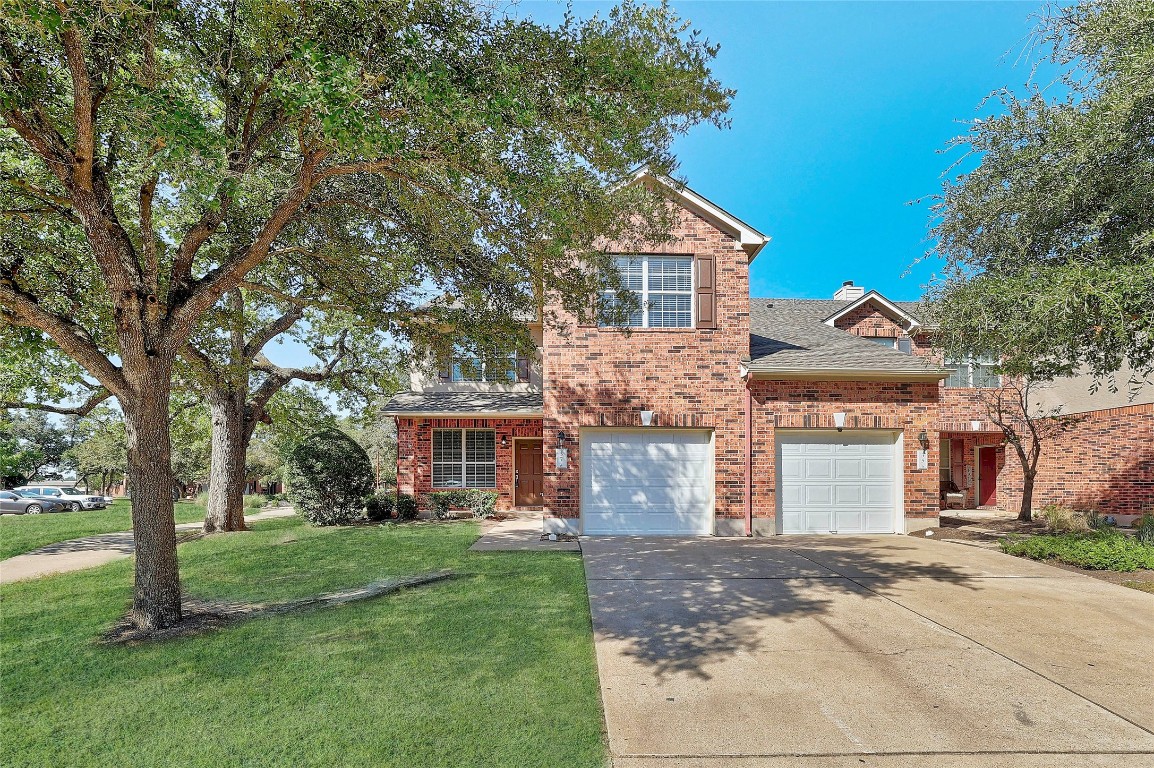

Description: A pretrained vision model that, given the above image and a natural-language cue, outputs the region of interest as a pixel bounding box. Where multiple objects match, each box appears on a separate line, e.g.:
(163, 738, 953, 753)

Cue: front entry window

(432, 429, 496, 488)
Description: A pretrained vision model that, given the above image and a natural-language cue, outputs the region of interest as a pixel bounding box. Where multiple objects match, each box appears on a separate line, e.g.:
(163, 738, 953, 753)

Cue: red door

(978, 447, 998, 507)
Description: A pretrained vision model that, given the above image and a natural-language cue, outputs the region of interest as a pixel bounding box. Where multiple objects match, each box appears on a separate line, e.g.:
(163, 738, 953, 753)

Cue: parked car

(0, 491, 67, 515)
(13, 486, 108, 512)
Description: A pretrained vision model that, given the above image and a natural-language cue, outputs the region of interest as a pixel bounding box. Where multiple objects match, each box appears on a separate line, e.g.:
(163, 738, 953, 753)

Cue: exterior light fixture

(557, 431, 567, 445)
(918, 429, 930, 449)
(640, 410, 654, 427)
(500, 435, 508, 448)
(833, 412, 846, 432)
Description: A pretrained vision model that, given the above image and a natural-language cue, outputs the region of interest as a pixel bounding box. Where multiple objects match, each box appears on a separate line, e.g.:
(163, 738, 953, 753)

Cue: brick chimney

(833, 280, 865, 301)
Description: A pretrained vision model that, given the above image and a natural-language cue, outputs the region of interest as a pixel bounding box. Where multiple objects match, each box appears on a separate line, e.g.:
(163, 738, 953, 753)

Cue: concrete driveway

(581, 535, 1154, 767)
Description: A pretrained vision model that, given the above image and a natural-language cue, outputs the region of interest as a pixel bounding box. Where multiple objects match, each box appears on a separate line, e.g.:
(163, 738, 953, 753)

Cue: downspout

(742, 364, 753, 537)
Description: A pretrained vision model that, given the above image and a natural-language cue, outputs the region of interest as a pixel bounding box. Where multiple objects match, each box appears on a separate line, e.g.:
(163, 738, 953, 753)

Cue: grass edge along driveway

(0, 518, 606, 768)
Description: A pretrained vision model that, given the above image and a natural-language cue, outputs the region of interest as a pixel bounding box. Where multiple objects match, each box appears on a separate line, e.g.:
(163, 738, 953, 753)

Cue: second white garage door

(581, 429, 713, 535)
(777, 431, 900, 534)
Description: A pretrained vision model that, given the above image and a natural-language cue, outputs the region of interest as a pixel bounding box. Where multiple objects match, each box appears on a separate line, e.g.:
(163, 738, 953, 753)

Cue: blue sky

(518, 0, 1053, 301)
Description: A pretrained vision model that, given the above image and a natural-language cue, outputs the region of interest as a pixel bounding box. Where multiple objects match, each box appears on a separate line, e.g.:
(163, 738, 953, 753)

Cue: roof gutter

(745, 368, 950, 382)
(380, 411, 544, 419)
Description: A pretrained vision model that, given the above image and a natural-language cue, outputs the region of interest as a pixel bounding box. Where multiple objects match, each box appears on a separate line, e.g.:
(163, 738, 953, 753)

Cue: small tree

(982, 378, 1082, 522)
(285, 428, 373, 525)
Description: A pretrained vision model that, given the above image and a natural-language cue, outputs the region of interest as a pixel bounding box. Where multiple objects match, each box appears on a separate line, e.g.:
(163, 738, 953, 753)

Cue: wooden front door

(978, 446, 998, 507)
(514, 440, 544, 507)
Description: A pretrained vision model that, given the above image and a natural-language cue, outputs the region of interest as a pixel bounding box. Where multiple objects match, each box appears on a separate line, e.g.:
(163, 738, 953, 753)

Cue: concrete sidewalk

(469, 511, 580, 552)
(583, 535, 1154, 768)
(0, 507, 297, 584)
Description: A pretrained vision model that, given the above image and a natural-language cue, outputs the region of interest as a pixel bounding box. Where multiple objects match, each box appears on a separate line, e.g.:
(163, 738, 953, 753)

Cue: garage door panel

(582, 430, 713, 535)
(834, 485, 862, 505)
(778, 432, 899, 534)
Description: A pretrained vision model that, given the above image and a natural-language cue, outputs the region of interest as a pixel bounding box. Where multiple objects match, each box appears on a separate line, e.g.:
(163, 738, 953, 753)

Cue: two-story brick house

(384, 171, 1153, 534)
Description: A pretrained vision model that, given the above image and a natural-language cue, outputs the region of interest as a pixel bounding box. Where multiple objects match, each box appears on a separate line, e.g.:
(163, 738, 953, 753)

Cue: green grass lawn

(0, 519, 606, 768)
(0, 499, 209, 560)
(1000, 530, 1154, 571)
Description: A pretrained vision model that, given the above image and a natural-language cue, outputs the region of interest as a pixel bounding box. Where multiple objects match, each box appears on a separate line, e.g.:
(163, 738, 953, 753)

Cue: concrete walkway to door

(581, 535, 1154, 767)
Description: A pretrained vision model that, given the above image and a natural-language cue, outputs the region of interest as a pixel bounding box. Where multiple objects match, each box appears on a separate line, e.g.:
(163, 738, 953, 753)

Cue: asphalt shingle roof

(381, 391, 543, 416)
(747, 298, 945, 377)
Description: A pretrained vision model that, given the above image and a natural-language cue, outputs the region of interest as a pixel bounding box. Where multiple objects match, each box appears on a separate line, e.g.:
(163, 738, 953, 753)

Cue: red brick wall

(395, 417, 543, 511)
(997, 403, 1154, 517)
(749, 380, 941, 526)
(834, 304, 907, 339)
(542, 202, 750, 524)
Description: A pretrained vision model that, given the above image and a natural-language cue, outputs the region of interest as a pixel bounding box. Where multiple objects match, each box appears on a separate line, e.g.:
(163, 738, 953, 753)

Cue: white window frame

(944, 355, 1001, 389)
(431, 429, 497, 489)
(602, 255, 694, 329)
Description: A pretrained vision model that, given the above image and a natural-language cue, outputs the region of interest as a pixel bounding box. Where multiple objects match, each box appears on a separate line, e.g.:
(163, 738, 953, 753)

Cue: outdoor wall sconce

(557, 431, 567, 445)
(918, 429, 930, 449)
(640, 410, 654, 427)
(833, 412, 847, 432)
(500, 435, 509, 448)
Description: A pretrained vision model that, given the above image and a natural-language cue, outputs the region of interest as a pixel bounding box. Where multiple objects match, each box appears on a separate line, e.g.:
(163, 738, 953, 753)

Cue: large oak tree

(927, 0, 1154, 385)
(0, 0, 731, 629)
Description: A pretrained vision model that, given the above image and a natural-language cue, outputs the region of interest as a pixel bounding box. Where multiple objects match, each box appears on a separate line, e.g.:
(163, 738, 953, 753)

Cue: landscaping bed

(0, 517, 605, 767)
(999, 531, 1154, 572)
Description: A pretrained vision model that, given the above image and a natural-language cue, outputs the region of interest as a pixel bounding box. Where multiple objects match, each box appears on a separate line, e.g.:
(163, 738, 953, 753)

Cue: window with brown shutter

(696, 254, 716, 329)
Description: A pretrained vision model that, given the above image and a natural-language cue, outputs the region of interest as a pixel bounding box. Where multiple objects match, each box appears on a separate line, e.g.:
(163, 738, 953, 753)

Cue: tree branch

(242, 306, 304, 360)
(1, 387, 111, 417)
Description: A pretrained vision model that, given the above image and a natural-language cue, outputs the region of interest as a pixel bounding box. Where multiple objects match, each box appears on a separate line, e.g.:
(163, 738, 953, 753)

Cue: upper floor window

(441, 346, 530, 383)
(600, 255, 693, 328)
(865, 335, 913, 354)
(945, 355, 1001, 388)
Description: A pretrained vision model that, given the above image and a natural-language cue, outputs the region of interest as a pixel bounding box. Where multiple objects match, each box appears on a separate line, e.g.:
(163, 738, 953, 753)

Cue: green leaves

(928, 1, 1154, 383)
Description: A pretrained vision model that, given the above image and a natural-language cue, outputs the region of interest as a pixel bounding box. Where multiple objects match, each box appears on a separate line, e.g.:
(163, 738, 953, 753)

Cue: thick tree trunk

(121, 361, 182, 630)
(204, 394, 251, 533)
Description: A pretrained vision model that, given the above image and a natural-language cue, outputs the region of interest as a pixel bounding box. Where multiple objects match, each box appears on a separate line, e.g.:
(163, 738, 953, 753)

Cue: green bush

(427, 490, 499, 519)
(1038, 504, 1090, 533)
(285, 429, 374, 526)
(1136, 512, 1154, 546)
(365, 492, 394, 521)
(243, 494, 266, 509)
(394, 492, 418, 521)
(464, 489, 498, 519)
(194, 492, 209, 508)
(1000, 530, 1154, 572)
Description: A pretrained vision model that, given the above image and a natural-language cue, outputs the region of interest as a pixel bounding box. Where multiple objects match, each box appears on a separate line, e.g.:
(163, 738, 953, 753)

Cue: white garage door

(778, 432, 899, 534)
(581, 430, 713, 535)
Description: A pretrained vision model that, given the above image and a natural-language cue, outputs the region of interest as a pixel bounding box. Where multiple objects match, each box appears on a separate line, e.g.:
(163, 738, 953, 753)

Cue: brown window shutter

(696, 255, 716, 329)
(516, 356, 530, 382)
(437, 356, 452, 381)
(577, 291, 598, 328)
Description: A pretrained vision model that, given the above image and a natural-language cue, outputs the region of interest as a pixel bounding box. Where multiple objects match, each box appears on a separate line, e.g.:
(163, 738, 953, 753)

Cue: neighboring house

(384, 171, 1153, 534)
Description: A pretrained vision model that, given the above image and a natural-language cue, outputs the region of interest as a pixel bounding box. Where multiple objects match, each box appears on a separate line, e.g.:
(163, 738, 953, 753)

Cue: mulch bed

(914, 515, 1154, 594)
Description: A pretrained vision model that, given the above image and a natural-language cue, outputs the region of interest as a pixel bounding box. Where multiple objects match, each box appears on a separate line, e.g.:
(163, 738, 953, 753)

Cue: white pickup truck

(14, 486, 109, 512)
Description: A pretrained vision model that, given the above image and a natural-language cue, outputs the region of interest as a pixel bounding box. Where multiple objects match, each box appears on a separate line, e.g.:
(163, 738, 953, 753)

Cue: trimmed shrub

(427, 490, 465, 519)
(395, 492, 418, 521)
(285, 429, 374, 525)
(464, 489, 498, 519)
(365, 492, 395, 521)
(243, 494, 266, 509)
(427, 489, 499, 519)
